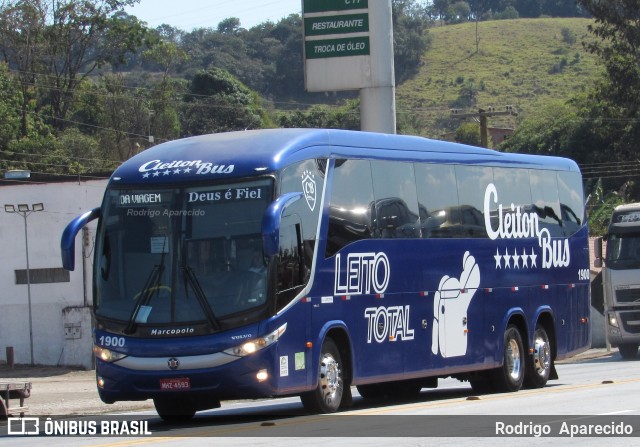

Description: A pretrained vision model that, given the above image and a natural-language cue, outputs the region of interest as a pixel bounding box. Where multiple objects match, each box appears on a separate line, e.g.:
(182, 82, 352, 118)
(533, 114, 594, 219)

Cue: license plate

(159, 377, 191, 390)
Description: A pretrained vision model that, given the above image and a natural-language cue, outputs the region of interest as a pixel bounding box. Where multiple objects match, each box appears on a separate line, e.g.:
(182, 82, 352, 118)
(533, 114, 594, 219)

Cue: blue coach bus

(61, 129, 590, 420)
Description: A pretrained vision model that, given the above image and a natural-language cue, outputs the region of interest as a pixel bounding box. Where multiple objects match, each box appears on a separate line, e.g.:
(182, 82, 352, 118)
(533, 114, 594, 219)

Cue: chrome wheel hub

(506, 338, 522, 381)
(319, 353, 341, 405)
(533, 335, 550, 376)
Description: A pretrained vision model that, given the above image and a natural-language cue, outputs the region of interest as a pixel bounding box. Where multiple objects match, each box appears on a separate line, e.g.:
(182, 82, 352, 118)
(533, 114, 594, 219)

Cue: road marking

(83, 377, 640, 445)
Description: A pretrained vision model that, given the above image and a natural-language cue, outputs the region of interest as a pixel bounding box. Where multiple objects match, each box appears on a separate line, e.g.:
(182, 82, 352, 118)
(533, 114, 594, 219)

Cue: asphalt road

(2, 348, 640, 446)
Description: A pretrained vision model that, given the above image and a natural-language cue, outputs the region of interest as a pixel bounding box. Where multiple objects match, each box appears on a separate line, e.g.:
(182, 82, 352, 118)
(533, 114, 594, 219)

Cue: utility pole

(451, 106, 518, 148)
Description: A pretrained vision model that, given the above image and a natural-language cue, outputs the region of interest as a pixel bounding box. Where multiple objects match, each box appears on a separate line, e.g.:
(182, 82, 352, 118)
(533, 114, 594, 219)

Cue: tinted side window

(278, 159, 326, 306)
(492, 167, 533, 235)
(557, 171, 584, 236)
(455, 165, 492, 238)
(529, 170, 563, 237)
(326, 159, 375, 257)
(280, 159, 325, 241)
(415, 164, 460, 238)
(371, 161, 420, 238)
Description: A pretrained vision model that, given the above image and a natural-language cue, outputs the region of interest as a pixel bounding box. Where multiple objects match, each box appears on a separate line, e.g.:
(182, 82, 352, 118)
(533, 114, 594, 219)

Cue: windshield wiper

(183, 265, 221, 331)
(124, 263, 164, 334)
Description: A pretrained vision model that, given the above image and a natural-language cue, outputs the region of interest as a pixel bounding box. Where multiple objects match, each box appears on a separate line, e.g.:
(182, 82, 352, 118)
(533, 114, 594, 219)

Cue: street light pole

(4, 202, 44, 366)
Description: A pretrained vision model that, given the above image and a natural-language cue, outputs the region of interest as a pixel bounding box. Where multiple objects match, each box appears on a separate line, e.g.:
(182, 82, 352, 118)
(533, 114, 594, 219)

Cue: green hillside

(396, 18, 601, 139)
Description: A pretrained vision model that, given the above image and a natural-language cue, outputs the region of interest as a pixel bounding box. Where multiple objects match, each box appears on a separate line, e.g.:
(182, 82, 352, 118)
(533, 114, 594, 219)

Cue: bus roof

(110, 129, 580, 186)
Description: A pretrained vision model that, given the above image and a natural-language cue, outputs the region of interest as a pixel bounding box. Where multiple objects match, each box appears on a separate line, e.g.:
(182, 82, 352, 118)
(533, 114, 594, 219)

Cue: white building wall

(0, 179, 106, 369)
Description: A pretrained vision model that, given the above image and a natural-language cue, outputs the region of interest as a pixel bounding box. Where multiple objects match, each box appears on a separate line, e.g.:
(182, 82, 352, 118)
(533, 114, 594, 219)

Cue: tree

(454, 122, 482, 146)
(180, 67, 269, 136)
(498, 96, 614, 186)
(278, 100, 360, 129)
(393, 0, 432, 84)
(577, 0, 640, 162)
(0, 1, 45, 137)
(217, 17, 242, 35)
(0, 62, 21, 147)
(0, 1, 148, 133)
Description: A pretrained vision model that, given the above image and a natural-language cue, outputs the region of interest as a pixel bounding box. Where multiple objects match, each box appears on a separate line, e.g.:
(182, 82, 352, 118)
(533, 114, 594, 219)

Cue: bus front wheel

(301, 337, 344, 413)
(153, 397, 196, 422)
(492, 325, 525, 392)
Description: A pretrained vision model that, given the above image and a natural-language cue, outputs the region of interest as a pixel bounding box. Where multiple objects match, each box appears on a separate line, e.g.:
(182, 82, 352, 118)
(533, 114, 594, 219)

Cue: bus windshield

(95, 179, 273, 332)
(606, 232, 640, 270)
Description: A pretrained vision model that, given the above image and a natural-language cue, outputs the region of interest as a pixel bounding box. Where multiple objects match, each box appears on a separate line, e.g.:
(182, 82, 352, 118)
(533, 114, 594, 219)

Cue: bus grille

(615, 288, 640, 304)
(621, 311, 640, 334)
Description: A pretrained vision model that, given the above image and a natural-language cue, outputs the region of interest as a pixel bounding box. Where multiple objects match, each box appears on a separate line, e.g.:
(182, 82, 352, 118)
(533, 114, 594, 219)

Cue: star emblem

(163, 170, 170, 176)
(494, 248, 502, 269)
(503, 248, 511, 268)
(173, 168, 181, 174)
(530, 247, 538, 267)
(142, 172, 150, 179)
(512, 249, 520, 269)
(521, 248, 529, 268)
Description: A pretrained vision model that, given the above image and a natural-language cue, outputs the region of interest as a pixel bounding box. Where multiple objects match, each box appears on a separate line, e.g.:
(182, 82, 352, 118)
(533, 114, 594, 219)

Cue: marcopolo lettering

(150, 328, 195, 336)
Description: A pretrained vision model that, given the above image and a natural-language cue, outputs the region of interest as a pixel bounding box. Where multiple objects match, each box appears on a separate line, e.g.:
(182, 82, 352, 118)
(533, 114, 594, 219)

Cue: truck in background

(595, 203, 640, 358)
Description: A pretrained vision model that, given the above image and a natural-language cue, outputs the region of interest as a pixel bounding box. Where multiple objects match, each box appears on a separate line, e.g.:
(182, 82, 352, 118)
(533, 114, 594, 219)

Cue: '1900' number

(578, 269, 589, 281)
(98, 335, 125, 348)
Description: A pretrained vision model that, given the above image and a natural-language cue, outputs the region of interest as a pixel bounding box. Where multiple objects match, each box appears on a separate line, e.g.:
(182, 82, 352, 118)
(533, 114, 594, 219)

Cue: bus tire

(492, 325, 525, 392)
(356, 384, 385, 399)
(153, 397, 196, 422)
(618, 344, 639, 359)
(524, 325, 552, 388)
(300, 337, 344, 413)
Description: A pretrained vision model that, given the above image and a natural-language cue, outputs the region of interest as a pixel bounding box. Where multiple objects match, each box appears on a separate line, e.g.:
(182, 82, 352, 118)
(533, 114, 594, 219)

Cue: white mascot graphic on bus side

(431, 251, 480, 358)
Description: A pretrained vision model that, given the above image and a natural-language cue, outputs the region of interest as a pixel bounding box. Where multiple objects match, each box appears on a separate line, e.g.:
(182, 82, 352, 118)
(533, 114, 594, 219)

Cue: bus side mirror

(61, 207, 101, 271)
(262, 192, 303, 257)
(594, 236, 603, 268)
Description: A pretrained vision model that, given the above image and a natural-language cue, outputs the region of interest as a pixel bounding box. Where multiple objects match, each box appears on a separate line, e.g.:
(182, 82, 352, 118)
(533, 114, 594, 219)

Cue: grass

(396, 18, 602, 138)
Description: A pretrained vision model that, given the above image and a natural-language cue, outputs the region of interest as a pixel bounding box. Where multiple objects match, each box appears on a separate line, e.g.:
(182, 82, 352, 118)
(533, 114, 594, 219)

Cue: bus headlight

(224, 323, 287, 357)
(93, 345, 128, 363)
(608, 312, 619, 328)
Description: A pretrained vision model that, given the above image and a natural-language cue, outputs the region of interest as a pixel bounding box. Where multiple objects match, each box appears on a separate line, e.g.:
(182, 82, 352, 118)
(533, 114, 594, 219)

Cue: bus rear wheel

(301, 337, 344, 413)
(491, 325, 525, 392)
(524, 325, 552, 388)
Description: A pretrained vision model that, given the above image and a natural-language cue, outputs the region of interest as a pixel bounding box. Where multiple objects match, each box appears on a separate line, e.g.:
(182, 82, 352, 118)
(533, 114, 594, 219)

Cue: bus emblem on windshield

(302, 170, 317, 211)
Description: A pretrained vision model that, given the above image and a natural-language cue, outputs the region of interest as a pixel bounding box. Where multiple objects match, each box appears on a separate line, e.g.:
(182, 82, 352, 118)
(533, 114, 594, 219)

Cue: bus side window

(529, 170, 563, 237)
(415, 163, 459, 238)
(326, 159, 375, 257)
(371, 161, 421, 238)
(276, 216, 304, 311)
(557, 171, 585, 237)
(493, 167, 532, 234)
(454, 165, 492, 238)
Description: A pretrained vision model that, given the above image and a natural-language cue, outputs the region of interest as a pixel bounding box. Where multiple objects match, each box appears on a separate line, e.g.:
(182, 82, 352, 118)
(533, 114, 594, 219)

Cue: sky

(124, 0, 303, 31)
